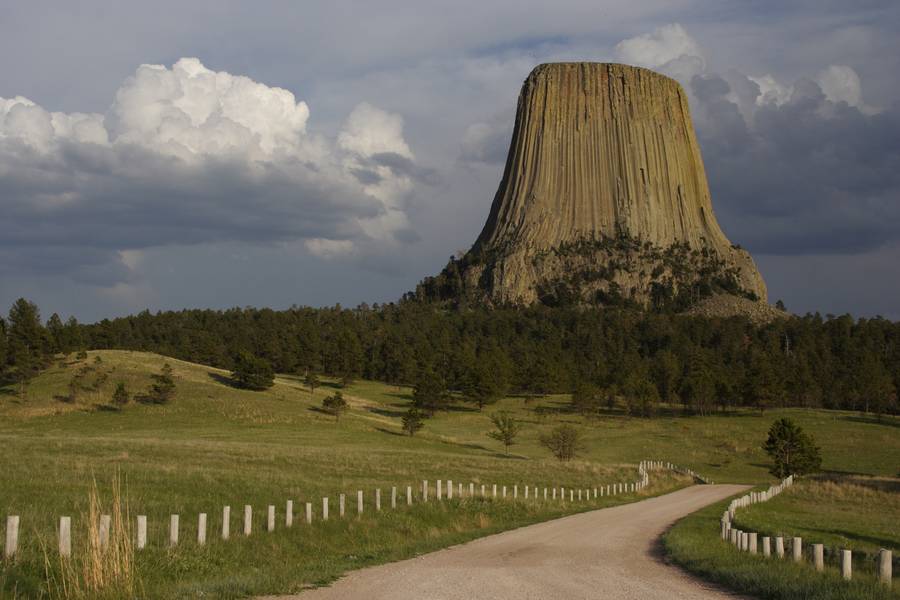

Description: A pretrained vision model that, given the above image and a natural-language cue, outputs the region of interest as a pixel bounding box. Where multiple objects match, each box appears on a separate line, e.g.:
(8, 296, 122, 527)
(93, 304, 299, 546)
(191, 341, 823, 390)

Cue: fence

(2, 459, 696, 559)
(720, 476, 894, 588)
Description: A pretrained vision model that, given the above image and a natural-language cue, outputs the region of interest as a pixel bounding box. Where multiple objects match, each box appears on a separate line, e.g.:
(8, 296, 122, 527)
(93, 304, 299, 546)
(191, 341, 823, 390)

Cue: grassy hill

(2, 350, 898, 598)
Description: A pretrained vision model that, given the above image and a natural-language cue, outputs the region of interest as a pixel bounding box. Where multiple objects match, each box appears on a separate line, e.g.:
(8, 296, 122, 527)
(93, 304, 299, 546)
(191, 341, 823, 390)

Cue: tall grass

(42, 475, 141, 599)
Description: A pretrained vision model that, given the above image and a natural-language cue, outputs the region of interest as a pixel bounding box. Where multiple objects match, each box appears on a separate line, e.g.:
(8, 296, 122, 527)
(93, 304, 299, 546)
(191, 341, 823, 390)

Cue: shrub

(539, 424, 583, 461)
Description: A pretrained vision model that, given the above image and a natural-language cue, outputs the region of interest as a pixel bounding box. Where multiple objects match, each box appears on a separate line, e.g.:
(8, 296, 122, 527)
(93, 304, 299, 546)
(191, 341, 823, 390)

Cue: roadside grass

(734, 475, 900, 566)
(664, 483, 900, 600)
(2, 350, 898, 598)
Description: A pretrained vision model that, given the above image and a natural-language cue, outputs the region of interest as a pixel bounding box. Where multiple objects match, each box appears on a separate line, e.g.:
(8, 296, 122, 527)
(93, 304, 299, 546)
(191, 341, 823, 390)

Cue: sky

(1, 1, 899, 322)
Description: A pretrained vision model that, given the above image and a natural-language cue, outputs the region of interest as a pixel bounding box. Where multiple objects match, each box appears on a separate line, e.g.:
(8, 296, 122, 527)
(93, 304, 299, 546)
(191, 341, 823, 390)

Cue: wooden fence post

(879, 549, 893, 587)
(267, 505, 275, 532)
(437, 480, 442, 501)
(99, 514, 111, 551)
(391, 487, 397, 509)
(137, 515, 147, 549)
(306, 502, 312, 525)
(59, 516, 71, 557)
(323, 497, 329, 521)
(339, 494, 345, 518)
(222, 506, 230, 540)
(514, 485, 518, 499)
(749, 532, 758, 554)
(406, 486, 412, 506)
(792, 537, 802, 563)
(775, 536, 784, 558)
(4, 516, 18, 558)
(813, 544, 824, 572)
(447, 480, 453, 500)
(286, 500, 293, 527)
(459, 483, 463, 497)
(841, 549, 852, 580)
(762, 536, 771, 557)
(423, 481, 428, 502)
(376, 489, 382, 511)
(503, 486, 507, 498)
(357, 490, 363, 515)
(525, 486, 529, 499)
(469, 483, 475, 497)
(198, 513, 207, 545)
(244, 505, 252, 535)
(169, 514, 179, 547)
(493, 484, 497, 498)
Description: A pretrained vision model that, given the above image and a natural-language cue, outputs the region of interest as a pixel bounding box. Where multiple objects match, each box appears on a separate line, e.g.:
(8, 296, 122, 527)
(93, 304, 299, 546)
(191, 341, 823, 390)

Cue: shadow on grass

(368, 407, 407, 419)
(208, 371, 241, 388)
(841, 414, 900, 429)
(374, 426, 406, 437)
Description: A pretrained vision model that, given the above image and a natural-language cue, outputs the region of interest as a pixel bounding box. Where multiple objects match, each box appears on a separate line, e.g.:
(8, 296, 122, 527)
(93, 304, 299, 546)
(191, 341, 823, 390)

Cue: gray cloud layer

(1, 2, 899, 320)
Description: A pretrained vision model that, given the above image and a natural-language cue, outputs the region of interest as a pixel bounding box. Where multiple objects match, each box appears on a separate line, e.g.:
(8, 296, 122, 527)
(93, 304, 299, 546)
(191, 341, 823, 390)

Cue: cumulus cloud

(0, 58, 425, 285)
(691, 70, 900, 256)
(614, 23, 706, 82)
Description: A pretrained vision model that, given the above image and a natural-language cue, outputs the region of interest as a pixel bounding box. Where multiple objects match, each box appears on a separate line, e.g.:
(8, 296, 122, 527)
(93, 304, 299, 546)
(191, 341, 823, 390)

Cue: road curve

(264, 484, 749, 600)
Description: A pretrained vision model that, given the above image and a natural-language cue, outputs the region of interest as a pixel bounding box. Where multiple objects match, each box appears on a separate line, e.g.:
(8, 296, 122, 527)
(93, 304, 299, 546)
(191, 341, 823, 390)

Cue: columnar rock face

(420, 63, 766, 309)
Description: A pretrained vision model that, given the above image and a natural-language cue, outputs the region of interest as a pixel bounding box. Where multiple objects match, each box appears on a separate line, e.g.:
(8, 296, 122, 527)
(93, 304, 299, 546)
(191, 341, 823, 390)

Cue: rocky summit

(417, 62, 767, 311)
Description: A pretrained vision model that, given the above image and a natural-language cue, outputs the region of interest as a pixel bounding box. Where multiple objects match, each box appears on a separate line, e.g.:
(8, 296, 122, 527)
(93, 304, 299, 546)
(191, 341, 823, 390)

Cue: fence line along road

(721, 475, 894, 588)
(3, 459, 705, 560)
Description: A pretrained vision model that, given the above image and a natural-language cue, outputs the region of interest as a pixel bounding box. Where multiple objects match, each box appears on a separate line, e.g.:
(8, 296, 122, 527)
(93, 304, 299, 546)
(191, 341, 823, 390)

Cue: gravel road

(264, 484, 749, 600)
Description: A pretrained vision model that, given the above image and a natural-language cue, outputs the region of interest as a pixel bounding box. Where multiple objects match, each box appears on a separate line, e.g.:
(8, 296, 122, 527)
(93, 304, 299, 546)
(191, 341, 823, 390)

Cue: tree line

(2, 298, 898, 417)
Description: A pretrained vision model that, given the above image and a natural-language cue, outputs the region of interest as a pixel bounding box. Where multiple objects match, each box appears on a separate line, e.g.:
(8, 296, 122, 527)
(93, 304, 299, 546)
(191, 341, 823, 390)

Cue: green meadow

(1, 350, 898, 598)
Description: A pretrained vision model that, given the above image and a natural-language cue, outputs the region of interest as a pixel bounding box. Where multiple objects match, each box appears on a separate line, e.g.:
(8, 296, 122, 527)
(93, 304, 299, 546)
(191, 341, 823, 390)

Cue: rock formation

(418, 63, 766, 309)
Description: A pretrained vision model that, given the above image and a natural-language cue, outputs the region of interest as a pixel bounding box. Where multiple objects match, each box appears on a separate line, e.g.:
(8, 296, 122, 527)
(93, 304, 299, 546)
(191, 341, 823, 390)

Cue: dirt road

(264, 484, 749, 599)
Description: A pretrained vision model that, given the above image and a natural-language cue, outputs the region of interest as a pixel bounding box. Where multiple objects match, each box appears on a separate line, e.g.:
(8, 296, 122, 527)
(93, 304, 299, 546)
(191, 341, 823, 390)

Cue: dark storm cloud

(692, 74, 900, 255)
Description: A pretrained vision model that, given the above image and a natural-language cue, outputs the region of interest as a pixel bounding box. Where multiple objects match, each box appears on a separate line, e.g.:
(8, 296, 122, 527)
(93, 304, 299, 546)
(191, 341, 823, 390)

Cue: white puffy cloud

(614, 23, 705, 74)
(0, 58, 424, 284)
(749, 74, 793, 106)
(815, 64, 871, 112)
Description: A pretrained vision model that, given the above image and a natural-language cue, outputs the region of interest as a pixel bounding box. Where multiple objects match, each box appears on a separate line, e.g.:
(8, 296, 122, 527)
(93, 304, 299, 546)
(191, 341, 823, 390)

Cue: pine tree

(230, 350, 275, 390)
(144, 363, 176, 404)
(322, 391, 348, 421)
(412, 366, 448, 415)
(762, 418, 822, 478)
(304, 371, 320, 394)
(112, 382, 129, 406)
(7, 298, 47, 394)
(401, 408, 425, 436)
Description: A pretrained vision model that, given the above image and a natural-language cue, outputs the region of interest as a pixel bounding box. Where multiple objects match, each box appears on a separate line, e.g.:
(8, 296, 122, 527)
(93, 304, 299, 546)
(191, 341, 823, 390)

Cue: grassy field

(664, 483, 900, 600)
(2, 350, 898, 598)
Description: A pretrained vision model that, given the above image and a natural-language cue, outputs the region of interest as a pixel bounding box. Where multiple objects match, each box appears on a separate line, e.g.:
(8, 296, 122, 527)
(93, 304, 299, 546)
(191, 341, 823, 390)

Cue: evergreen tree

(304, 371, 320, 394)
(0, 318, 7, 380)
(486, 412, 521, 455)
(112, 382, 129, 406)
(401, 408, 425, 436)
(463, 363, 506, 411)
(539, 424, 583, 462)
(230, 350, 275, 390)
(680, 350, 715, 415)
(412, 366, 448, 415)
(322, 391, 348, 421)
(46, 313, 65, 354)
(6, 298, 47, 394)
(143, 363, 176, 404)
(762, 418, 822, 478)
(571, 382, 603, 417)
(622, 373, 660, 418)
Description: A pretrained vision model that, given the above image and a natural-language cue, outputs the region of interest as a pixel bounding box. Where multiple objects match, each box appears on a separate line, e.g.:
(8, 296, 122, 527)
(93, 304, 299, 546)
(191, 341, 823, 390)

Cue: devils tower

(418, 63, 767, 310)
